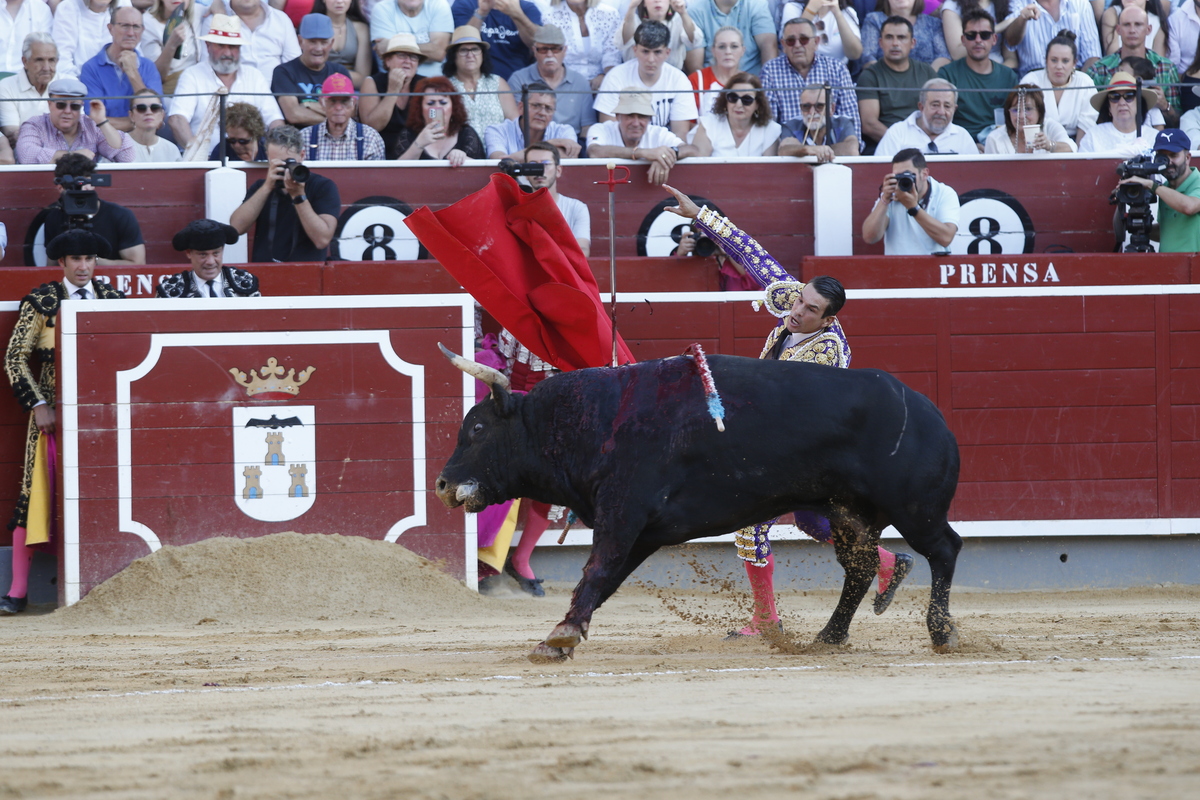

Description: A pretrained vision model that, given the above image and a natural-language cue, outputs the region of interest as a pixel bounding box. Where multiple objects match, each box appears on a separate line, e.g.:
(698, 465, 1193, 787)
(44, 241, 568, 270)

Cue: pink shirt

(15, 113, 134, 164)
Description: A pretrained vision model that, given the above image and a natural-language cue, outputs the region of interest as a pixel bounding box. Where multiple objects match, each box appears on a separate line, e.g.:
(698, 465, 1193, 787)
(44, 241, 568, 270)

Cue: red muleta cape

(404, 173, 636, 370)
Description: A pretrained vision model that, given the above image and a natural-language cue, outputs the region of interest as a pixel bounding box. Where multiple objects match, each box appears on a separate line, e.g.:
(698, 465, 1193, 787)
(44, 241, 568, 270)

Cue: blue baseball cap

(1154, 128, 1191, 153)
(298, 13, 334, 40)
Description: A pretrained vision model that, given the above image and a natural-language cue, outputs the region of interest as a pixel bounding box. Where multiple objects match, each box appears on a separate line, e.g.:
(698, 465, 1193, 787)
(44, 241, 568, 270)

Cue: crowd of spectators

(0, 0, 1195, 167)
(0, 0, 1199, 263)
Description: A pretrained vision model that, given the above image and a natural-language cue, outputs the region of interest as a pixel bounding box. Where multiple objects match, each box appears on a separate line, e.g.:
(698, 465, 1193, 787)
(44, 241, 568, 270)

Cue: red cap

(321, 73, 356, 97)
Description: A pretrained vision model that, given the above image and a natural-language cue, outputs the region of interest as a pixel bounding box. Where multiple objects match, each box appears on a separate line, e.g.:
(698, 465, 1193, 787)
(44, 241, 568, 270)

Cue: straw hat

(612, 88, 653, 116)
(199, 15, 246, 46)
(449, 25, 489, 50)
(1090, 71, 1159, 112)
(382, 33, 424, 59)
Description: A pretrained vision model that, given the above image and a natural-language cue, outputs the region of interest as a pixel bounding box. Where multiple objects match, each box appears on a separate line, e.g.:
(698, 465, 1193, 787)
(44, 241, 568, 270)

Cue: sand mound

(53, 532, 482, 626)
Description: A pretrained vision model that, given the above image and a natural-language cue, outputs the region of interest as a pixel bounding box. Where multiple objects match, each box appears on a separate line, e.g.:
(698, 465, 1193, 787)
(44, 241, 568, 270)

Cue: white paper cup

(1023, 124, 1042, 150)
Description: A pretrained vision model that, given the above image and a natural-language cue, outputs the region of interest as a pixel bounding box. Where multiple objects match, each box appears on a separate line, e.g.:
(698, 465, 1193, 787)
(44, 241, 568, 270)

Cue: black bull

(435, 351, 963, 662)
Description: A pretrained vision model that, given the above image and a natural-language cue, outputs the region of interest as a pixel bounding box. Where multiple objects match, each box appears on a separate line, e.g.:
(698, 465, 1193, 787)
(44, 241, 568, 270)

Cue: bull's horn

(438, 342, 511, 390)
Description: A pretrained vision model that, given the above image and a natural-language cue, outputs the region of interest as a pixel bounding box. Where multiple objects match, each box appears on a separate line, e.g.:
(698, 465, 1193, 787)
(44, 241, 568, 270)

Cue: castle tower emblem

(230, 357, 316, 522)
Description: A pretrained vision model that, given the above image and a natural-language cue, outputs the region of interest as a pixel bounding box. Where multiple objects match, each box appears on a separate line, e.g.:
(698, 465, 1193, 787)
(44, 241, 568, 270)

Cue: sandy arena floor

(0, 533, 1197, 799)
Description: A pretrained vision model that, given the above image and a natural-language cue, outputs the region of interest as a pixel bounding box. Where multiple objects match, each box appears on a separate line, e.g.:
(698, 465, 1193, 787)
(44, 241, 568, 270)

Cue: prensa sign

(938, 261, 1062, 285)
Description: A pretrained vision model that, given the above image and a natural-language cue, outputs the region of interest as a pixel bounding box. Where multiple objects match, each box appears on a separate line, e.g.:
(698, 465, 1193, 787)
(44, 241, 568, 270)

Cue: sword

(595, 162, 631, 367)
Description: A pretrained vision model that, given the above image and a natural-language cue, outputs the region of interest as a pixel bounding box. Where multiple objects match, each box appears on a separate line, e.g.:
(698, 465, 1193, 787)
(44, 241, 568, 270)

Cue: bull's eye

(473, 423, 484, 434)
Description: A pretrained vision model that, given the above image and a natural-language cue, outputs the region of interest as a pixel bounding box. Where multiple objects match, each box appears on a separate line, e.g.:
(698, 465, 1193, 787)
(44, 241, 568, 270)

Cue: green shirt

(936, 58, 1019, 139)
(856, 59, 938, 139)
(1157, 167, 1200, 253)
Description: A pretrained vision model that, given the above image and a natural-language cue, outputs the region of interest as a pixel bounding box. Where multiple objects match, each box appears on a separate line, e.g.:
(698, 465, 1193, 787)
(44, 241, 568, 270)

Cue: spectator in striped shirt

(1003, 0, 1101, 76)
(300, 73, 387, 159)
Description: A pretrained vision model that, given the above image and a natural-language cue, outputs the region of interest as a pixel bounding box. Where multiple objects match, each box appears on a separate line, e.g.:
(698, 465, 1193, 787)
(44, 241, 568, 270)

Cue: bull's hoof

(931, 621, 960, 654)
(528, 641, 573, 663)
(813, 629, 850, 646)
(545, 622, 583, 649)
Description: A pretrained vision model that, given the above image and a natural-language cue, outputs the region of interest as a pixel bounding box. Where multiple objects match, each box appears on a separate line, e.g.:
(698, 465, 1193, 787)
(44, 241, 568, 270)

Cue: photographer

(861, 147, 960, 255)
(229, 126, 341, 263)
(1115, 129, 1200, 253)
(523, 141, 590, 256)
(41, 153, 145, 266)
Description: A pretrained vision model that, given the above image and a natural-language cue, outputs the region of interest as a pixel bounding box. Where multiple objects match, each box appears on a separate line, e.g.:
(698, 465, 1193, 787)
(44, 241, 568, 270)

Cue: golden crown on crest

(229, 357, 316, 397)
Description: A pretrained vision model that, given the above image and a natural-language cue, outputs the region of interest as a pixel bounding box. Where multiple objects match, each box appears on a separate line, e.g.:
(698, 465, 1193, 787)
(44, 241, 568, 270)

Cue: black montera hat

(172, 219, 240, 252)
(46, 229, 111, 261)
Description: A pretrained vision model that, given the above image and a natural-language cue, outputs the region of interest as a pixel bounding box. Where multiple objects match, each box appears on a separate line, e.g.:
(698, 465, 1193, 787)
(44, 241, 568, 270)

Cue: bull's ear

(490, 382, 517, 417)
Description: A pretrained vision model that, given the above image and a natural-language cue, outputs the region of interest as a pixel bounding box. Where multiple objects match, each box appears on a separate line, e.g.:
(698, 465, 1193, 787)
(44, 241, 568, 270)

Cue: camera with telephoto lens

(498, 158, 545, 178)
(895, 171, 917, 194)
(282, 158, 310, 183)
(54, 172, 112, 229)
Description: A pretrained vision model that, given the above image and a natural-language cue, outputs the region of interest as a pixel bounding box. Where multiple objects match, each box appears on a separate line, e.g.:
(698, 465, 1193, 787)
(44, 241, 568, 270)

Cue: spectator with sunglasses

(778, 83, 859, 159)
(1078, 69, 1158, 153)
(761, 18, 861, 144)
(779, 0, 863, 67)
(127, 88, 182, 162)
(208, 101, 269, 161)
(15, 77, 134, 164)
(692, 72, 781, 156)
(936, 8, 1018, 139)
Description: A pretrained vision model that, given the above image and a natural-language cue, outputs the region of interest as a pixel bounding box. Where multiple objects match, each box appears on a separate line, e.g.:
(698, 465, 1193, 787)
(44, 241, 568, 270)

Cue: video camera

(498, 158, 545, 179)
(54, 172, 112, 229)
(1111, 152, 1168, 253)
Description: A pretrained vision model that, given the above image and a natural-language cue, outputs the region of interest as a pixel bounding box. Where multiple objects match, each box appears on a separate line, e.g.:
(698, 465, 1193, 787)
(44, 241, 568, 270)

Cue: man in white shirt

(219, 0, 302, 81)
(874, 78, 980, 158)
(169, 15, 285, 152)
(0, 32, 58, 148)
(587, 88, 701, 184)
(524, 140, 590, 256)
(862, 148, 960, 255)
(0, 0, 51, 75)
(593, 20, 697, 139)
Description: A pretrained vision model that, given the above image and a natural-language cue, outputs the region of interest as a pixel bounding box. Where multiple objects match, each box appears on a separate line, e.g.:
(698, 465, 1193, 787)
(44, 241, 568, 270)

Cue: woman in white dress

(691, 73, 781, 157)
(620, 0, 704, 73)
(142, 0, 207, 95)
(127, 89, 183, 162)
(1020, 30, 1098, 143)
(779, 0, 862, 66)
(1078, 71, 1160, 156)
(544, 0, 623, 90)
(984, 84, 1077, 152)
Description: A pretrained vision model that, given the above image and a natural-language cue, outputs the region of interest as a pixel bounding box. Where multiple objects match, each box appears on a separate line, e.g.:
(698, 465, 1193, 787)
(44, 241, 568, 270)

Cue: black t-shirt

(272, 57, 352, 108)
(245, 171, 341, 262)
(43, 199, 144, 259)
(368, 70, 410, 160)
